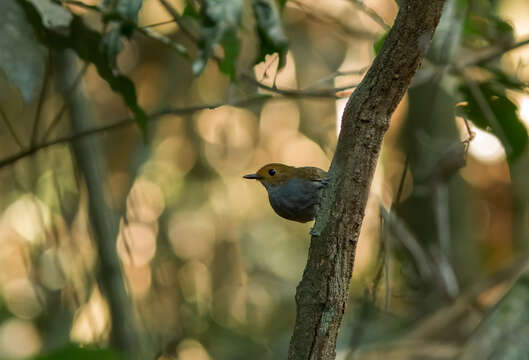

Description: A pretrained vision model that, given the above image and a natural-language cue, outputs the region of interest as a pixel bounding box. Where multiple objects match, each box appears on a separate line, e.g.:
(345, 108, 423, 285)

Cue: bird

(243, 163, 328, 223)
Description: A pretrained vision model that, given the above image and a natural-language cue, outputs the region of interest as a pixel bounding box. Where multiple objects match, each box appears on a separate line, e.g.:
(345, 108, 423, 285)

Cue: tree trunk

(288, 1, 447, 359)
(56, 50, 139, 358)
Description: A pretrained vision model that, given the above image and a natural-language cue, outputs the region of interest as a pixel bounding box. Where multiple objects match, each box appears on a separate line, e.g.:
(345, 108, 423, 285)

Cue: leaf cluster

(9, 0, 289, 137)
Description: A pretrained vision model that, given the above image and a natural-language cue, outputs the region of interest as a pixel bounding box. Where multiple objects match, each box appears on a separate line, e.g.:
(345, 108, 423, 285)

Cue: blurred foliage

(0, 0, 528, 359)
(33, 344, 121, 360)
(373, 31, 388, 55)
(0, 0, 47, 103)
(18, 0, 148, 134)
(458, 78, 528, 161)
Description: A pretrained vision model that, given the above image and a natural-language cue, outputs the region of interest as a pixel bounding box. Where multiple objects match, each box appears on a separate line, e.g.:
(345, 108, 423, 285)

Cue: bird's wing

(299, 167, 328, 182)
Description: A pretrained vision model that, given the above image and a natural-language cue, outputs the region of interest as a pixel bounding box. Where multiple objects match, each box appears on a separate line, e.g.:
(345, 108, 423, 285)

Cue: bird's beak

(243, 173, 262, 180)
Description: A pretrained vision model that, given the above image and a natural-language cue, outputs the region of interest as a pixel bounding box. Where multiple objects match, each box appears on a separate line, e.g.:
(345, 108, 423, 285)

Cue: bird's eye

(268, 169, 276, 176)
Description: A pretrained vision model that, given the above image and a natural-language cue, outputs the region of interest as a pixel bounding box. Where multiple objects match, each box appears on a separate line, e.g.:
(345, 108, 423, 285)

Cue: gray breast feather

(265, 177, 324, 222)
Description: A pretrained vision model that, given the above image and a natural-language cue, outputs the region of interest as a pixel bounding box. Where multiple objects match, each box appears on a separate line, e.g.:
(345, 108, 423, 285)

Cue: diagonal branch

(158, 0, 199, 42)
(0, 75, 361, 171)
(0, 95, 270, 170)
(287, 1, 447, 359)
(0, 107, 24, 150)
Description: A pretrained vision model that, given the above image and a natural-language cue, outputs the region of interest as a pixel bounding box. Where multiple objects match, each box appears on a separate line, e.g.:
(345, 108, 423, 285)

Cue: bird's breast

(265, 177, 322, 222)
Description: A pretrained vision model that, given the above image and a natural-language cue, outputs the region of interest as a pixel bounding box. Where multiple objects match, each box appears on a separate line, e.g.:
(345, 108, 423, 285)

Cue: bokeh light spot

(127, 179, 165, 223)
(177, 339, 211, 360)
(177, 261, 211, 306)
(39, 249, 66, 291)
(125, 264, 152, 299)
(0, 319, 41, 359)
(465, 126, 505, 163)
(117, 222, 157, 266)
(169, 212, 215, 261)
(70, 287, 110, 344)
(2, 195, 51, 243)
(279, 134, 330, 169)
(4, 279, 43, 319)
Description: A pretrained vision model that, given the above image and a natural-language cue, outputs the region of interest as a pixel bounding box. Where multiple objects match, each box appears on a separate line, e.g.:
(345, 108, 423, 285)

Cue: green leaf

(33, 344, 121, 360)
(19, 0, 148, 135)
(116, 0, 143, 22)
(463, 14, 514, 48)
(27, 0, 73, 31)
(100, 25, 124, 72)
(103, 1, 143, 72)
(373, 32, 388, 55)
(193, 0, 243, 76)
(484, 67, 528, 91)
(183, 2, 200, 19)
(218, 29, 240, 80)
(458, 82, 528, 161)
(0, 0, 47, 103)
(252, 0, 288, 69)
(69, 18, 148, 133)
(276, 0, 287, 10)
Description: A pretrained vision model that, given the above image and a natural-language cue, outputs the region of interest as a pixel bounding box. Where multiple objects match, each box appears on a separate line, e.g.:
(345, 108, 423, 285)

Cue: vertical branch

(433, 182, 459, 298)
(41, 62, 89, 142)
(288, 1, 447, 359)
(54, 50, 138, 357)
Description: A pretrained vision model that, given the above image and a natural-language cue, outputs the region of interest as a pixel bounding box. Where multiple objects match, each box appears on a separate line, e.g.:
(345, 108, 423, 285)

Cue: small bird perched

(243, 163, 328, 223)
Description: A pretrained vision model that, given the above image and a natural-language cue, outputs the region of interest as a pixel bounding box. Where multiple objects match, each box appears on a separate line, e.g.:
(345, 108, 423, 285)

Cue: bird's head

(243, 163, 295, 188)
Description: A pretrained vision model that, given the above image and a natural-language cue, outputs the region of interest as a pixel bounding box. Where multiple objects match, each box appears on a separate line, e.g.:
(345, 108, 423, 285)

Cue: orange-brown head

(243, 163, 296, 187)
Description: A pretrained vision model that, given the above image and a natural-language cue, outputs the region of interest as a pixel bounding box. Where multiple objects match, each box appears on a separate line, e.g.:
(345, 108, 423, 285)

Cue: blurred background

(0, 0, 529, 359)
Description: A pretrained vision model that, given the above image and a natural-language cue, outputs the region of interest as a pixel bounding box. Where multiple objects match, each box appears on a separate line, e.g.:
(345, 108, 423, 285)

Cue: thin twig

(404, 252, 529, 341)
(433, 184, 459, 298)
(158, 0, 199, 42)
(348, 0, 391, 30)
(412, 36, 529, 89)
(383, 235, 391, 311)
(288, 0, 379, 40)
(459, 116, 475, 156)
(457, 67, 510, 154)
(305, 67, 368, 90)
(0, 95, 270, 170)
(61, 0, 101, 11)
(394, 155, 409, 206)
(0, 107, 23, 150)
(31, 53, 52, 147)
(140, 19, 176, 29)
(370, 219, 387, 302)
(243, 73, 358, 98)
(62, 0, 189, 57)
(258, 54, 280, 85)
(137, 27, 189, 56)
(466, 36, 529, 67)
(0, 72, 358, 170)
(380, 206, 433, 281)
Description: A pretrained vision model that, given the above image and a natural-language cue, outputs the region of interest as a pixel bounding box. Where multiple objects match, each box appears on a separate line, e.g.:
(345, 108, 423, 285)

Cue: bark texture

(287, 1, 447, 359)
